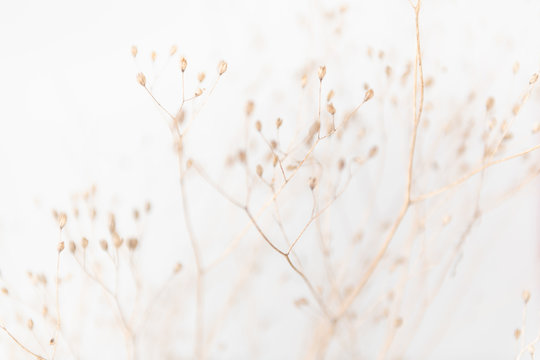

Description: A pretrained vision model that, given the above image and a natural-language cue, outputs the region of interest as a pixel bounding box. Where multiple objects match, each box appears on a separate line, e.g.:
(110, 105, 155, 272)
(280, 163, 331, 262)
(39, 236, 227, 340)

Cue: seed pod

(58, 213, 67, 229)
(309, 177, 318, 190)
(276, 118, 283, 129)
(256, 164, 263, 177)
(69, 241, 76, 253)
(364, 89, 374, 102)
(127, 237, 139, 250)
(112, 233, 123, 248)
(255, 121, 262, 132)
(136, 73, 146, 87)
(81, 237, 89, 249)
(327, 103, 336, 115)
(180, 57, 187, 72)
(57, 241, 65, 253)
(218, 60, 228, 75)
(100, 239, 108, 251)
(197, 72, 206, 83)
(318, 66, 326, 81)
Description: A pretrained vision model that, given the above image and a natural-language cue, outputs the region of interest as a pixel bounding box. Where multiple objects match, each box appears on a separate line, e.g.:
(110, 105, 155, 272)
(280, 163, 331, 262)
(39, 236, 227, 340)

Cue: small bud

(69, 241, 76, 253)
(50, 338, 55, 346)
(112, 233, 123, 248)
(100, 239, 108, 251)
(180, 57, 187, 72)
(108, 214, 116, 234)
(57, 241, 65, 253)
(197, 72, 206, 83)
(276, 118, 283, 129)
(394, 317, 403, 328)
(186, 158, 193, 168)
(309, 177, 318, 190)
(27, 319, 34, 330)
(127, 237, 138, 250)
(133, 209, 140, 220)
(270, 140, 277, 149)
(272, 154, 278, 167)
(530, 73, 539, 85)
(174, 262, 183, 273)
(58, 213, 67, 229)
(81, 237, 89, 249)
(301, 74, 307, 88)
(194, 88, 203, 97)
(255, 120, 262, 132)
(136, 73, 146, 87)
(145, 201, 152, 212)
(327, 103, 336, 115)
(169, 45, 178, 56)
(327, 90, 335, 102)
(256, 164, 263, 177)
(486, 97, 495, 112)
(131, 45, 138, 58)
(246, 101, 255, 116)
(364, 89, 374, 102)
(514, 328, 521, 340)
(338, 158, 345, 171)
(368, 146, 378, 158)
(318, 66, 326, 81)
(522, 290, 531, 304)
(218, 60, 228, 75)
(1, 287, 8, 295)
(151, 51, 157, 62)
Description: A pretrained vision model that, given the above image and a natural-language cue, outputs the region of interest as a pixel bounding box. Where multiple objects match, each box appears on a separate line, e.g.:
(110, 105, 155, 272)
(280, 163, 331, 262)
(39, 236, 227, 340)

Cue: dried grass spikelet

(108, 214, 116, 234)
(364, 89, 374, 102)
(151, 51, 157, 62)
(513, 61, 520, 74)
(530, 73, 539, 85)
(522, 290, 531, 304)
(81, 237, 89, 249)
(255, 120, 262, 132)
(385, 65, 392, 77)
(512, 104, 521, 116)
(27, 319, 34, 330)
(256, 164, 263, 177)
(112, 233, 123, 248)
(309, 177, 318, 190)
(238, 150, 246, 163)
(186, 158, 193, 169)
(514, 328, 522, 340)
(69, 241, 76, 253)
(368, 146, 378, 158)
(169, 45, 178, 56)
(327, 90, 335, 102)
(272, 154, 278, 167)
(318, 66, 326, 81)
(338, 158, 345, 171)
(197, 72, 206, 83)
(174, 262, 183, 273)
(133, 209, 140, 220)
(1, 287, 8, 295)
(294, 298, 308, 307)
(50, 338, 55, 346)
(57, 241, 65, 253)
(145, 201, 152, 212)
(327, 103, 336, 115)
(194, 88, 203, 97)
(180, 57, 187, 72)
(58, 213, 67, 229)
(131, 45, 138, 58)
(245, 100, 255, 116)
(136, 73, 146, 87)
(532, 122, 540, 133)
(301, 74, 307, 88)
(394, 317, 403, 328)
(100, 239, 108, 251)
(486, 97, 495, 112)
(218, 60, 228, 75)
(276, 117, 283, 129)
(127, 237, 138, 250)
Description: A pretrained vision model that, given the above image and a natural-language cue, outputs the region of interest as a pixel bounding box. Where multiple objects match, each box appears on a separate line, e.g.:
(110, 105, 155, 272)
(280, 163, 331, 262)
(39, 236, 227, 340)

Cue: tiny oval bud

(327, 103, 336, 115)
(255, 120, 262, 132)
(276, 118, 283, 129)
(364, 89, 374, 102)
(136, 73, 146, 87)
(57, 241, 65, 253)
(180, 57, 187, 72)
(81, 237, 89, 249)
(58, 213, 67, 229)
(256, 164, 263, 177)
(197, 72, 206, 83)
(169, 45, 178, 56)
(318, 66, 326, 81)
(218, 60, 228, 75)
(131, 45, 138, 58)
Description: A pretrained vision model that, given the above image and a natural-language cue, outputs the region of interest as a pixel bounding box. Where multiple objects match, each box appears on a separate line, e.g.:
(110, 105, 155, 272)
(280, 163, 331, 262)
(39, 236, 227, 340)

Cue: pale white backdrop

(1, 0, 540, 359)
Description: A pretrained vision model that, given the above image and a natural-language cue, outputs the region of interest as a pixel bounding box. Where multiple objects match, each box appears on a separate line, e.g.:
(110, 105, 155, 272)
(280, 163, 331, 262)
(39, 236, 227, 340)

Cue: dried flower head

(57, 241, 65, 253)
(364, 89, 374, 102)
(309, 177, 318, 190)
(301, 74, 307, 88)
(137, 73, 146, 87)
(195, 88, 203, 97)
(69, 241, 76, 253)
(256, 164, 263, 177)
(131, 45, 138, 58)
(100, 239, 108, 251)
(327, 90, 335, 102)
(255, 120, 262, 132)
(522, 290, 531, 304)
(81, 237, 89, 249)
(198, 72, 206, 83)
(318, 66, 326, 81)
(218, 60, 228, 76)
(127, 237, 139, 250)
(246, 101, 255, 116)
(174, 262, 183, 273)
(486, 97, 495, 112)
(27, 319, 34, 330)
(108, 214, 116, 234)
(169, 45, 178, 56)
(180, 57, 187, 72)
(327, 103, 336, 115)
(58, 213, 67, 229)
(276, 118, 283, 129)
(151, 51, 157, 62)
(112, 233, 123, 248)
(530, 73, 539, 85)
